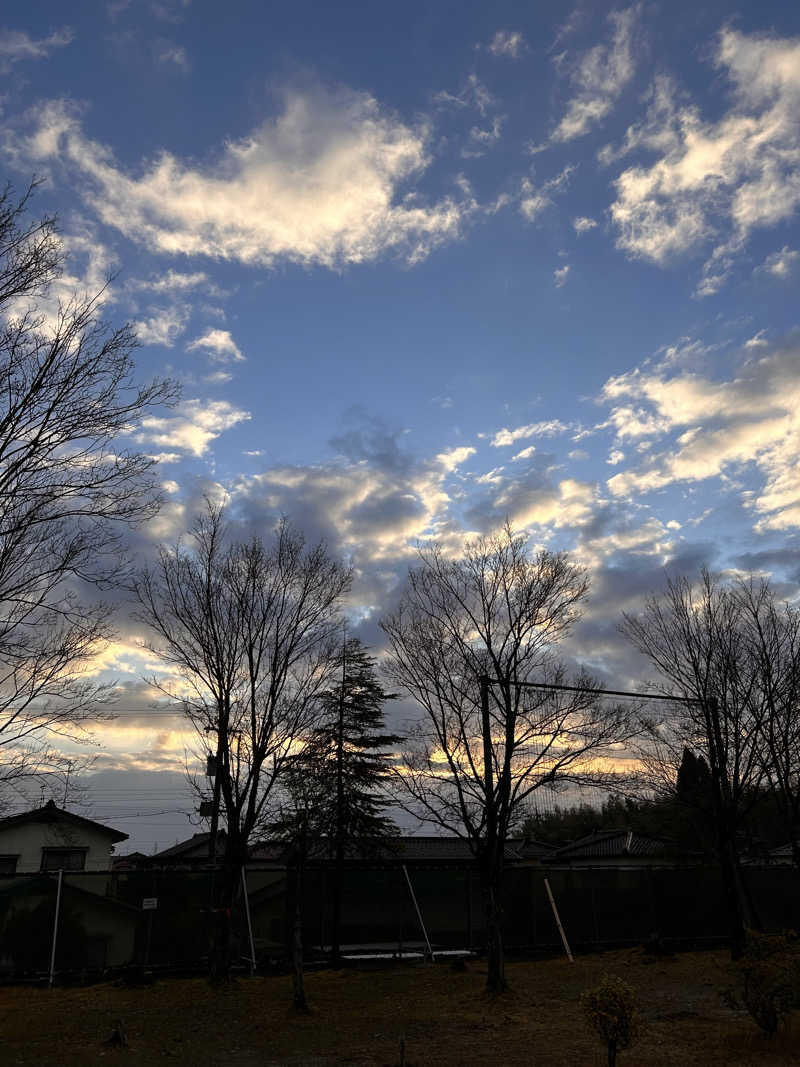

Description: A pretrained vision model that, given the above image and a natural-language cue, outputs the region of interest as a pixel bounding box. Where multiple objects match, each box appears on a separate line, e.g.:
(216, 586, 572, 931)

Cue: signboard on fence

(142, 897, 158, 910)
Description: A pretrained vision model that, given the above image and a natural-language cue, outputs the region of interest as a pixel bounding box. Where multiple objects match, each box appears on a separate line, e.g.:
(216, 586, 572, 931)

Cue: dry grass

(2, 949, 800, 1065)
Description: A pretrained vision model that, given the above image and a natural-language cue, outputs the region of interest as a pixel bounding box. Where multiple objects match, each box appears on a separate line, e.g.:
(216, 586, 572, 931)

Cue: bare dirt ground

(1, 948, 799, 1065)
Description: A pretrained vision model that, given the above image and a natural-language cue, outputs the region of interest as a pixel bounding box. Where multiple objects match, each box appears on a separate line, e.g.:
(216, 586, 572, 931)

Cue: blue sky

(3, 0, 800, 849)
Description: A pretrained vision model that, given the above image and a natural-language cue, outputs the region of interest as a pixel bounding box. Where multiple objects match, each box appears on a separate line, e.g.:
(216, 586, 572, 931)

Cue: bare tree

(134, 503, 351, 976)
(0, 180, 177, 797)
(733, 576, 800, 865)
(380, 526, 632, 992)
(621, 570, 769, 957)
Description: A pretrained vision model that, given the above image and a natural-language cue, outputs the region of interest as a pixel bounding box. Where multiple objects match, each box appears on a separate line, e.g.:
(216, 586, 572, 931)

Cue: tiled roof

(130, 832, 554, 868)
(553, 829, 677, 860)
(151, 830, 226, 860)
(0, 800, 128, 843)
(510, 837, 558, 859)
(251, 835, 505, 864)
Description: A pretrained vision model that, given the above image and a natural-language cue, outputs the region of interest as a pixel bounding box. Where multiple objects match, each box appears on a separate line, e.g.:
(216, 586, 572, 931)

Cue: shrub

(581, 974, 641, 1067)
(732, 930, 800, 1035)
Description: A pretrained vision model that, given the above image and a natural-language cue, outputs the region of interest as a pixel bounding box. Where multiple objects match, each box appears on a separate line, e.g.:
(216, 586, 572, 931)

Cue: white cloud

(608, 29, 800, 292)
(434, 73, 494, 116)
(512, 446, 536, 461)
(18, 88, 473, 270)
(554, 264, 570, 287)
(155, 43, 189, 71)
(436, 446, 476, 472)
(487, 31, 527, 59)
(134, 304, 189, 347)
(745, 329, 769, 349)
(519, 165, 576, 221)
(147, 451, 182, 464)
(491, 419, 570, 447)
(758, 246, 799, 278)
(2, 221, 117, 331)
(493, 477, 598, 532)
(462, 116, 504, 158)
(573, 216, 598, 234)
(130, 269, 209, 293)
(601, 342, 800, 532)
(136, 398, 251, 457)
(551, 6, 641, 143)
(186, 328, 244, 363)
(0, 27, 73, 71)
(234, 442, 477, 566)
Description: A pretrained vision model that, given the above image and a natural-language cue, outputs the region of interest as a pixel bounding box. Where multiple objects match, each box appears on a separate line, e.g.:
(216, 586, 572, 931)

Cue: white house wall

(0, 822, 120, 873)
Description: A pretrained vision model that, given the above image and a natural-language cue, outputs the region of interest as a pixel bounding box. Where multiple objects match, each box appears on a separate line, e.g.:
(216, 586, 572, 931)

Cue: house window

(41, 848, 87, 871)
(0, 855, 18, 874)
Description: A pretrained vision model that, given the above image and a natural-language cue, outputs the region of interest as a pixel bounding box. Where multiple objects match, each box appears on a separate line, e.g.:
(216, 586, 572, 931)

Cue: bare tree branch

(0, 180, 178, 794)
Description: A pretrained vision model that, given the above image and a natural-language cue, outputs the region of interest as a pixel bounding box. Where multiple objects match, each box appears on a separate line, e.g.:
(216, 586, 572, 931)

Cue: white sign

(142, 897, 158, 910)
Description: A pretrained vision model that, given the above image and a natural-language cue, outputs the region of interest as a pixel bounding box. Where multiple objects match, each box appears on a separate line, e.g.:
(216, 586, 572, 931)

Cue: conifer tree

(304, 636, 402, 962)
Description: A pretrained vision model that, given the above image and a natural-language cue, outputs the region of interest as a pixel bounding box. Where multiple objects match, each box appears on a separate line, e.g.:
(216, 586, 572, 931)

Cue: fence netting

(1, 864, 798, 978)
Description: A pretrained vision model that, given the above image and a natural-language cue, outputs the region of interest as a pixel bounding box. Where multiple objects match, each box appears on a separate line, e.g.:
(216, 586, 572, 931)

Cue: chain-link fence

(2, 863, 799, 980)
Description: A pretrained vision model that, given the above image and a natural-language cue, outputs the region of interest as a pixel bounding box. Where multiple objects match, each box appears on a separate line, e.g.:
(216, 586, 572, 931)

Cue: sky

(2, 0, 800, 852)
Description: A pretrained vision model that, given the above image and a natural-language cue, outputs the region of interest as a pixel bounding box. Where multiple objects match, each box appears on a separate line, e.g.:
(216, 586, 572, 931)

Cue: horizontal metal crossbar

(480, 676, 705, 705)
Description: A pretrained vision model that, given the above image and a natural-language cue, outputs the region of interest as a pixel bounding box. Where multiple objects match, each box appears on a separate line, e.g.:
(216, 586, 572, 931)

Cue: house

(0, 803, 138, 975)
(113, 830, 228, 870)
(549, 828, 691, 867)
(0, 875, 140, 974)
(0, 800, 128, 874)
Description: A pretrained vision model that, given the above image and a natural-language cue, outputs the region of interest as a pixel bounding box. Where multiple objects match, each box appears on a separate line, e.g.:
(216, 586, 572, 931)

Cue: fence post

(403, 865, 434, 961)
(466, 868, 473, 950)
(544, 876, 573, 963)
(241, 866, 256, 976)
(48, 868, 64, 988)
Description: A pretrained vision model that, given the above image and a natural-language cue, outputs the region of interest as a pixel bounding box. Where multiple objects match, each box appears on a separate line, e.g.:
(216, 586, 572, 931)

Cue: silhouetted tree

(268, 756, 328, 1011)
(622, 569, 767, 957)
(300, 636, 401, 963)
(134, 502, 351, 977)
(0, 180, 176, 799)
(733, 577, 800, 865)
(381, 525, 632, 993)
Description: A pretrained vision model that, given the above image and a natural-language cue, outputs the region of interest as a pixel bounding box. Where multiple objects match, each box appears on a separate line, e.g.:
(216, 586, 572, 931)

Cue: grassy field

(1, 948, 799, 1065)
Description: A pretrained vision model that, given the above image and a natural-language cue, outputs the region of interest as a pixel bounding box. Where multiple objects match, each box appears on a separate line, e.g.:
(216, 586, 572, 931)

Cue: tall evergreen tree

(304, 636, 402, 963)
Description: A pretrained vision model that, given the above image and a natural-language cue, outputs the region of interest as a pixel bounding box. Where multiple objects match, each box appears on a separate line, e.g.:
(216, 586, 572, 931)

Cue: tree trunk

(330, 850, 343, 966)
(291, 849, 308, 1011)
(716, 818, 757, 959)
(791, 823, 800, 869)
(209, 861, 239, 981)
(481, 860, 506, 993)
(608, 1037, 617, 1067)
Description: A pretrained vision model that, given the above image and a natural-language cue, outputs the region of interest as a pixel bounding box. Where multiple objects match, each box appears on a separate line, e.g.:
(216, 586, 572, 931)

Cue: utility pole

(208, 711, 224, 863)
(331, 623, 347, 963)
(61, 761, 73, 808)
(480, 675, 495, 845)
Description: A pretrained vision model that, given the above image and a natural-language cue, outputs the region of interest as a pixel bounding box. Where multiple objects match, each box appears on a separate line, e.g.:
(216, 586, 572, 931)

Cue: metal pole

(48, 868, 64, 988)
(241, 865, 256, 976)
(480, 675, 493, 803)
(402, 865, 434, 962)
(543, 877, 573, 963)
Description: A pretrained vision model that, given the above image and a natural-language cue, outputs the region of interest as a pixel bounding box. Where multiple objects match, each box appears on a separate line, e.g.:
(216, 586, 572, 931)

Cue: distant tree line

(523, 748, 792, 857)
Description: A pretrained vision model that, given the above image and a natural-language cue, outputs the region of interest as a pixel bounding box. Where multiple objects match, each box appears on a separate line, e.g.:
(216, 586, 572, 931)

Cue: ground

(1, 949, 799, 1065)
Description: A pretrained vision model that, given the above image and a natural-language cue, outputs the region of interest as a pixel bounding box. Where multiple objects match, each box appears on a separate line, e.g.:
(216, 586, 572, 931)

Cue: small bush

(581, 973, 641, 1067)
(730, 930, 800, 1035)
